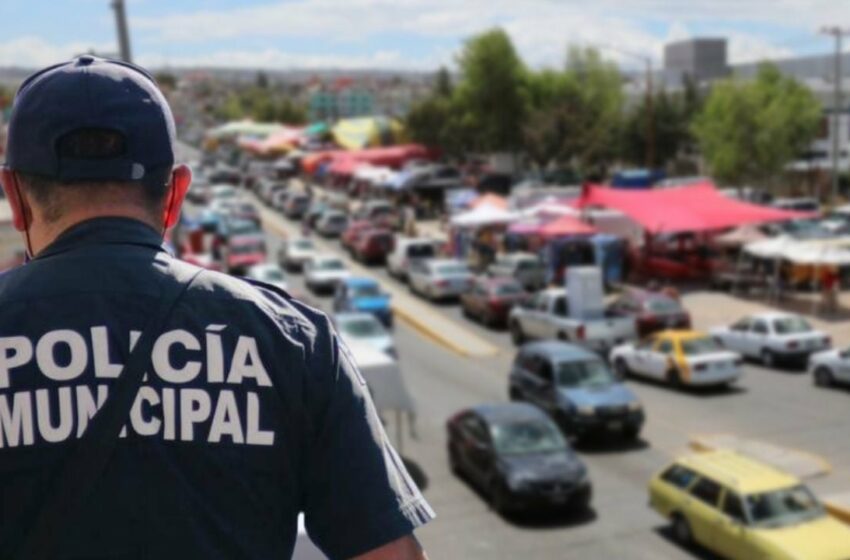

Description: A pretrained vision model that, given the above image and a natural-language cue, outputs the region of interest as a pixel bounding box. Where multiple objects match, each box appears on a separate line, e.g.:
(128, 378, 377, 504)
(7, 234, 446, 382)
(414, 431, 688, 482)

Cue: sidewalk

(255, 199, 500, 359)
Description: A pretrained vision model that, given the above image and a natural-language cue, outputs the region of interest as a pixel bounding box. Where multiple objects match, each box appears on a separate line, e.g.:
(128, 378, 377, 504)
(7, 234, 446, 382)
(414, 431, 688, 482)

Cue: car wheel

(448, 444, 462, 476)
(814, 366, 835, 387)
(614, 358, 631, 379)
(484, 311, 496, 328)
(510, 322, 526, 345)
(671, 514, 693, 547)
(761, 349, 776, 368)
(508, 386, 522, 401)
(489, 480, 510, 514)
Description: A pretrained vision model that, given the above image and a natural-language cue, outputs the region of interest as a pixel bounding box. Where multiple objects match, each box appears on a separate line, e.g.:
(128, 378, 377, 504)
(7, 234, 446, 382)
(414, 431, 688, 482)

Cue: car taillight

(576, 325, 586, 341)
(787, 341, 799, 350)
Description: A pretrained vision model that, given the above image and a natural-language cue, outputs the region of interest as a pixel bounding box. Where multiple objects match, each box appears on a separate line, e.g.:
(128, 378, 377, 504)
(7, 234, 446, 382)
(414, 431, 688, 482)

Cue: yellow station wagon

(649, 450, 850, 559)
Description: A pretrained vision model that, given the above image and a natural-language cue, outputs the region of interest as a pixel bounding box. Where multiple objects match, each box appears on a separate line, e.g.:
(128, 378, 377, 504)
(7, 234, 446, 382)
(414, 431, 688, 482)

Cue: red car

(606, 289, 691, 337)
(460, 276, 528, 327)
(352, 229, 395, 265)
(224, 236, 267, 274)
(341, 220, 374, 253)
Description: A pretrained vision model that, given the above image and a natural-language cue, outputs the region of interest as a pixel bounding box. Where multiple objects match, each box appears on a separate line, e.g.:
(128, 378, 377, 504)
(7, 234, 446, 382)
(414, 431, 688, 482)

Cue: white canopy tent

(450, 204, 518, 228)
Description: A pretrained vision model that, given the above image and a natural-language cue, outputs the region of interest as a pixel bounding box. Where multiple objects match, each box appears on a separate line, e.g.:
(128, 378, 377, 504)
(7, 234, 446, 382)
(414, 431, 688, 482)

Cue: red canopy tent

(325, 144, 435, 177)
(540, 215, 596, 238)
(577, 182, 807, 233)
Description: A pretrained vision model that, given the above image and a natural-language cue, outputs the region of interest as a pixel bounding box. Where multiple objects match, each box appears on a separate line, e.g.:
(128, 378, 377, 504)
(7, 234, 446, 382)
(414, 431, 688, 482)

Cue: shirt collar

(35, 217, 167, 260)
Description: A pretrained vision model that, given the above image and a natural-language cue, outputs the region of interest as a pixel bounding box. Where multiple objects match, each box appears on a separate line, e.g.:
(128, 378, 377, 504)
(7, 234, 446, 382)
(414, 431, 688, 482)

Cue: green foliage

(434, 66, 453, 97)
(154, 72, 177, 90)
(213, 87, 308, 125)
(622, 89, 694, 167)
(693, 64, 821, 185)
(453, 28, 529, 152)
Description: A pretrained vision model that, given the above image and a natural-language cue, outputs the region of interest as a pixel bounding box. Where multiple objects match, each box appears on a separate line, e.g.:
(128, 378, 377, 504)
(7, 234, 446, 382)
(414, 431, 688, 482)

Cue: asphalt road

(189, 200, 850, 560)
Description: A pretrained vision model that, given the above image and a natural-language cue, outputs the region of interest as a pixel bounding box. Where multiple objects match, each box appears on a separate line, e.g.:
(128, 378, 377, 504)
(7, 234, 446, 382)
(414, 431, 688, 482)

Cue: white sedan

(809, 347, 850, 387)
(335, 312, 396, 358)
(710, 312, 831, 368)
(278, 237, 316, 271)
(407, 259, 473, 301)
(245, 263, 288, 291)
(610, 331, 742, 388)
(304, 255, 351, 294)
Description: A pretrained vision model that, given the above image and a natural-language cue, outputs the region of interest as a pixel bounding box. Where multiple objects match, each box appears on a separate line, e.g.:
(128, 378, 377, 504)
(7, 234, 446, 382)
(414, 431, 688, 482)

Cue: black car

(447, 403, 591, 515)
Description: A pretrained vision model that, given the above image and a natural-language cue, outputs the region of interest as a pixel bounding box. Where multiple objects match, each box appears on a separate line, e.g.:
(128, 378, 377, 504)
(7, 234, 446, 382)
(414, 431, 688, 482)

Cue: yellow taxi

(611, 330, 742, 388)
(649, 450, 850, 559)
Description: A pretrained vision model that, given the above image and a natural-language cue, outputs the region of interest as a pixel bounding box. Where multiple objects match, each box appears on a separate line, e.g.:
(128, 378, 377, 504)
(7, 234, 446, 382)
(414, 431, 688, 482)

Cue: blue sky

(0, 0, 844, 71)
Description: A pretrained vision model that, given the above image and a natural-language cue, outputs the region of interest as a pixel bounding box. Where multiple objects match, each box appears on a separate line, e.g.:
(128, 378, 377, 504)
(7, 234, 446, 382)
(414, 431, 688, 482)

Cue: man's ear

(162, 164, 192, 229)
(0, 169, 33, 232)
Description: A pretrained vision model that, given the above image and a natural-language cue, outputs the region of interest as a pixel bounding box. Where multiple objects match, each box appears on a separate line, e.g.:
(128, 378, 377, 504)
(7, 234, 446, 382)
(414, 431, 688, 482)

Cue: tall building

(663, 38, 729, 83)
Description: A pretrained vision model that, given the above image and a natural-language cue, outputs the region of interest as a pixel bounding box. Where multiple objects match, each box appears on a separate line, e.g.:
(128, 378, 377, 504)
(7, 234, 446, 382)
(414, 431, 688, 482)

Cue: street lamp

(819, 26, 850, 203)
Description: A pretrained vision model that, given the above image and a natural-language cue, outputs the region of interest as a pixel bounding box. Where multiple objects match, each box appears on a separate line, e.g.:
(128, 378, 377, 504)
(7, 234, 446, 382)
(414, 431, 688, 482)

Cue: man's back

(0, 218, 431, 559)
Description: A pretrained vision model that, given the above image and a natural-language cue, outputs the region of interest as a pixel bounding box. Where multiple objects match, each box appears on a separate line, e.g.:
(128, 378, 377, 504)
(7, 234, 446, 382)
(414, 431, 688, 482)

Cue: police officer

(0, 56, 432, 559)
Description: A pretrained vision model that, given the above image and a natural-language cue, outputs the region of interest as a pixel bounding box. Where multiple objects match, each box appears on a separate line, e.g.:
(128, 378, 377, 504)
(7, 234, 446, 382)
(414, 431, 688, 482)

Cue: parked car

(214, 218, 263, 250)
(509, 341, 644, 440)
(334, 312, 395, 357)
(278, 237, 316, 272)
(649, 450, 850, 560)
(245, 263, 288, 291)
(508, 288, 636, 354)
(386, 237, 438, 281)
(447, 403, 591, 515)
(304, 255, 351, 294)
(315, 210, 349, 238)
(488, 252, 546, 291)
(333, 277, 393, 327)
(341, 220, 374, 253)
(284, 194, 311, 219)
(352, 229, 395, 265)
(408, 259, 474, 301)
(210, 184, 240, 203)
(222, 236, 266, 275)
(227, 201, 261, 226)
(271, 189, 291, 212)
(808, 346, 850, 387)
(611, 330, 742, 389)
(460, 276, 528, 327)
(710, 312, 831, 368)
(606, 289, 691, 338)
(304, 201, 329, 229)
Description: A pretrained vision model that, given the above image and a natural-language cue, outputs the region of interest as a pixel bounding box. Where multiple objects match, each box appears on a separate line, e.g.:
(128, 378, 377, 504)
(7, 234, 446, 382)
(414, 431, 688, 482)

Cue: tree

(434, 66, 453, 98)
(453, 28, 528, 152)
(693, 64, 821, 187)
(622, 89, 692, 167)
(154, 72, 177, 90)
(255, 71, 269, 89)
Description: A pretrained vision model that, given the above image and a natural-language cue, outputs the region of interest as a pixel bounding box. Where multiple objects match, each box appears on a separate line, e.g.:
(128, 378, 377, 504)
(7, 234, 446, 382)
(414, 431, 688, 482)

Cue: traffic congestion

(170, 150, 850, 560)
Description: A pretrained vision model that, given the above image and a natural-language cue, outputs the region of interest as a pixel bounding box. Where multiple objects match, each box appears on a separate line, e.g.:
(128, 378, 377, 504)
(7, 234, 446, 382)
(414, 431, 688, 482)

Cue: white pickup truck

(508, 287, 637, 354)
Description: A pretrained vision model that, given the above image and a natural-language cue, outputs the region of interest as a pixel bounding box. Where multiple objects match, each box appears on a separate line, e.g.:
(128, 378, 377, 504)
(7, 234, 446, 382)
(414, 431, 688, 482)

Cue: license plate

(608, 421, 623, 431)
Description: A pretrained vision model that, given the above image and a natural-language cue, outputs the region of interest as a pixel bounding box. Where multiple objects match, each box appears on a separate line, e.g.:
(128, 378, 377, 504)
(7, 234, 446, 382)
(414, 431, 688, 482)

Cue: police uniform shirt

(0, 217, 434, 559)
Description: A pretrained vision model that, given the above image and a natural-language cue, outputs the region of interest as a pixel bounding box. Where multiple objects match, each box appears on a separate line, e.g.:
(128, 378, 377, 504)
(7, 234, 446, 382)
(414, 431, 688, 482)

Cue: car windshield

(340, 318, 385, 338)
(227, 221, 260, 235)
(555, 359, 616, 388)
(351, 284, 382, 298)
(214, 189, 236, 199)
(407, 245, 435, 258)
(437, 263, 468, 275)
(645, 297, 682, 314)
(746, 485, 824, 528)
(681, 337, 723, 355)
(318, 260, 344, 271)
(495, 283, 524, 296)
(773, 316, 812, 334)
(293, 239, 314, 250)
(492, 419, 567, 456)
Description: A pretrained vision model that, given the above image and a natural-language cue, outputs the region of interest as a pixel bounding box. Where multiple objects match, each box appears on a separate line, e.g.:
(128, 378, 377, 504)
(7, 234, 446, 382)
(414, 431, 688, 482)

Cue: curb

(688, 433, 833, 478)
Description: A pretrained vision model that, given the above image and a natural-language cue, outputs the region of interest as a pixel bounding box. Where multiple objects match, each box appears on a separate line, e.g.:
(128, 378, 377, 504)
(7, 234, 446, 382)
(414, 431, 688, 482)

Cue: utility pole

(645, 58, 655, 170)
(820, 26, 849, 203)
(111, 0, 133, 63)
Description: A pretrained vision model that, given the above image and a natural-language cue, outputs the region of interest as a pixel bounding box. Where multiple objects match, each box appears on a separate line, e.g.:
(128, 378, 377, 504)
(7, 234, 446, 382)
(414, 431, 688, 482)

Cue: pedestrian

(0, 56, 432, 560)
(821, 266, 839, 315)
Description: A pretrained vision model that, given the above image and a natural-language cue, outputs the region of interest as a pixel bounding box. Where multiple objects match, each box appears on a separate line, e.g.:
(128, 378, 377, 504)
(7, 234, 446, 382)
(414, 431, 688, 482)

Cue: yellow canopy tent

(331, 116, 406, 150)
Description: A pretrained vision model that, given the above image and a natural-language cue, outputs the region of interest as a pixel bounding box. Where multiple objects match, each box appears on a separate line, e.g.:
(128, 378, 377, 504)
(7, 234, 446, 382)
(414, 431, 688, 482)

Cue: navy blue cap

(5, 55, 176, 185)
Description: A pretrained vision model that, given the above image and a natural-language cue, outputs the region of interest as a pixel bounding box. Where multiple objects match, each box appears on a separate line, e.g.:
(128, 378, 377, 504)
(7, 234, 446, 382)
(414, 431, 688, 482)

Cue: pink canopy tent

(540, 215, 596, 238)
(327, 144, 435, 177)
(577, 182, 808, 234)
(470, 193, 508, 210)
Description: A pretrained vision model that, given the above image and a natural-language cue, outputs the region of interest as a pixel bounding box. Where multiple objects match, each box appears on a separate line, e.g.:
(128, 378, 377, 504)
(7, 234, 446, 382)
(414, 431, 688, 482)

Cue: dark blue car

(509, 341, 644, 440)
(333, 277, 393, 327)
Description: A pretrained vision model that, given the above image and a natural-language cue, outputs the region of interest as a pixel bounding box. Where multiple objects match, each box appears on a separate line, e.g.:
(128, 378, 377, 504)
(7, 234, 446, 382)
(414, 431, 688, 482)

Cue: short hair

(16, 128, 171, 223)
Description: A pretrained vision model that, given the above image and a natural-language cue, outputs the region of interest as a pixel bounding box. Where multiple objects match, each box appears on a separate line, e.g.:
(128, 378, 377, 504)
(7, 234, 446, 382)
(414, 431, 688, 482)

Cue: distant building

(307, 78, 375, 121)
(663, 38, 729, 84)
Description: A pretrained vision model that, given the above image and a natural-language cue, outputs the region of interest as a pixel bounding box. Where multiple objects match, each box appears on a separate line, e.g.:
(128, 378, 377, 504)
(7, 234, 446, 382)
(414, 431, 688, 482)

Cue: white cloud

(0, 36, 115, 67)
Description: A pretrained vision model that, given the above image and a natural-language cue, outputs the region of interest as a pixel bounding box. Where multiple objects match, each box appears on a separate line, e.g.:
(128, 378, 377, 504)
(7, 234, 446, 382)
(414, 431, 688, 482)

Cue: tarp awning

(470, 193, 508, 210)
(331, 116, 406, 150)
(540, 215, 596, 238)
(578, 182, 807, 234)
(450, 204, 517, 227)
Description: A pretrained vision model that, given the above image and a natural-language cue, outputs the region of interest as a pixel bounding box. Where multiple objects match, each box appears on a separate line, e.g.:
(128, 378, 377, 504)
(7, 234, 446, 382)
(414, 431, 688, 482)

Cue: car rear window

(645, 297, 683, 314)
(406, 244, 435, 259)
(681, 337, 723, 356)
(773, 316, 812, 334)
(494, 282, 524, 296)
(437, 263, 469, 275)
(690, 477, 722, 507)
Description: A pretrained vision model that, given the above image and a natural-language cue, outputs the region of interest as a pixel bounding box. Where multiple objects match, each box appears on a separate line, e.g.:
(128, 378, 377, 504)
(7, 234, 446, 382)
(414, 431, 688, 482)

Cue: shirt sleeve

(301, 315, 434, 560)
